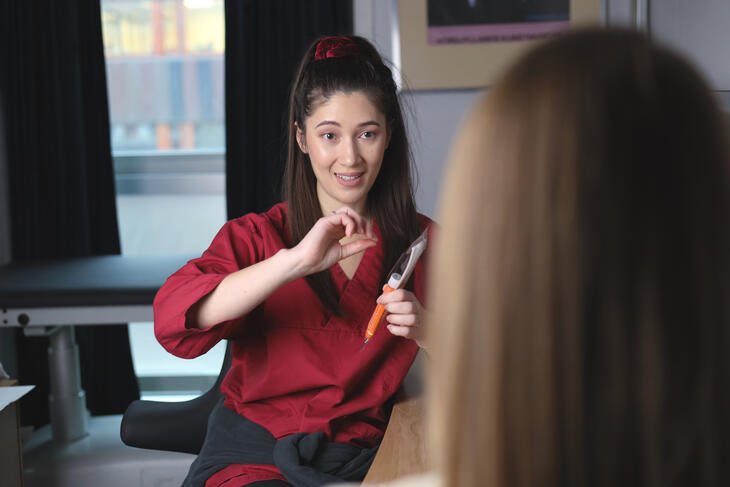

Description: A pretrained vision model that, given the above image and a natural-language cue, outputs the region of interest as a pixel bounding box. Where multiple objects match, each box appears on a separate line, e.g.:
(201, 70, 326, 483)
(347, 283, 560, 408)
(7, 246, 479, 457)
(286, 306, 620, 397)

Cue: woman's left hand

(377, 286, 427, 348)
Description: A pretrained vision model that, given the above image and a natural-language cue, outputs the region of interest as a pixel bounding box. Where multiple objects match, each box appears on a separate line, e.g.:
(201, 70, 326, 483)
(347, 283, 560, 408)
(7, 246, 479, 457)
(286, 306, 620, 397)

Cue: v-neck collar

(329, 220, 384, 302)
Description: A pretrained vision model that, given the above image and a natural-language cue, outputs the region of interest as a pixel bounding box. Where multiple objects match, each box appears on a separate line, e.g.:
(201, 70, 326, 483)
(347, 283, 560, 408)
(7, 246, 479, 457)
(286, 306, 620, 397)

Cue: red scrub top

(154, 203, 431, 486)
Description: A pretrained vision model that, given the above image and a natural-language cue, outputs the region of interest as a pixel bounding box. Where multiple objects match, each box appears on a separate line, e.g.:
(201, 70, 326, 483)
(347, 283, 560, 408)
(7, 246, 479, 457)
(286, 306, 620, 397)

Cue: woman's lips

(335, 173, 363, 187)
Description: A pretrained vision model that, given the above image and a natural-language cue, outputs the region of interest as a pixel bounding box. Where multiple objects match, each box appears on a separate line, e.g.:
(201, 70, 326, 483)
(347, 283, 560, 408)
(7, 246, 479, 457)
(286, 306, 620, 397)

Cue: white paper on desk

(0, 385, 35, 412)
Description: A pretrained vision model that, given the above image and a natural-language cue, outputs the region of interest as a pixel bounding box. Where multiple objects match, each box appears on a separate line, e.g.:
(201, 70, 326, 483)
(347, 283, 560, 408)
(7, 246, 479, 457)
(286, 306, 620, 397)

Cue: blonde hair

(428, 28, 730, 487)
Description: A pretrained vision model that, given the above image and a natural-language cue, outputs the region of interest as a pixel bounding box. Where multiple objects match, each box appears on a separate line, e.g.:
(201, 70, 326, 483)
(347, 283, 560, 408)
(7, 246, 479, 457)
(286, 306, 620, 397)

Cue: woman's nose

(341, 138, 358, 165)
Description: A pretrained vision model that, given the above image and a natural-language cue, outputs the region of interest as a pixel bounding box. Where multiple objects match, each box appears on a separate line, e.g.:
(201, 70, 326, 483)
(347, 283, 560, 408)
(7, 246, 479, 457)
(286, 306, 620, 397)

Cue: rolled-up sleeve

(153, 217, 263, 358)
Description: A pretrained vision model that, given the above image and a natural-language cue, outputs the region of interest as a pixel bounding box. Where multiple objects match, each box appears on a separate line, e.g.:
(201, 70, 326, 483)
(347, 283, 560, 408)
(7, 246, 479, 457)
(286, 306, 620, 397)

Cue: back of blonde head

(428, 28, 730, 487)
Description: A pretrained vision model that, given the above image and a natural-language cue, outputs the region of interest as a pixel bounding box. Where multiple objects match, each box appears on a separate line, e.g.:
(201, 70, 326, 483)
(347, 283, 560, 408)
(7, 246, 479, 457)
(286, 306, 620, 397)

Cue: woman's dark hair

(283, 36, 420, 314)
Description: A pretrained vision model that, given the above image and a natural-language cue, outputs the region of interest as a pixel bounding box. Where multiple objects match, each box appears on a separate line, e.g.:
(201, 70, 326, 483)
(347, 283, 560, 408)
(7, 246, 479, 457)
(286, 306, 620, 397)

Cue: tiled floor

(23, 415, 195, 487)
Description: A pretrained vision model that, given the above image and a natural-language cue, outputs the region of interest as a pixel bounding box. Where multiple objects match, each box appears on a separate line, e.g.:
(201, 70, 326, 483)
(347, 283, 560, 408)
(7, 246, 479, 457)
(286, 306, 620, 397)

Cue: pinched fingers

(324, 208, 376, 259)
(341, 214, 357, 238)
(331, 207, 375, 239)
(339, 237, 378, 260)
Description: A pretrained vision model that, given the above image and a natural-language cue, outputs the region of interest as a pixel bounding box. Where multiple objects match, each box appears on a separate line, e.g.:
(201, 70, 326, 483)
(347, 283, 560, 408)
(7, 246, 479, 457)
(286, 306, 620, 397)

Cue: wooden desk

(363, 350, 429, 484)
(363, 396, 427, 484)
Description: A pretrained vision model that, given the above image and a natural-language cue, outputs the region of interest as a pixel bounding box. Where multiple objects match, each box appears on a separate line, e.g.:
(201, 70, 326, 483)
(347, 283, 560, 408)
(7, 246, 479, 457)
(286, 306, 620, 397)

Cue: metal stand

(47, 326, 88, 442)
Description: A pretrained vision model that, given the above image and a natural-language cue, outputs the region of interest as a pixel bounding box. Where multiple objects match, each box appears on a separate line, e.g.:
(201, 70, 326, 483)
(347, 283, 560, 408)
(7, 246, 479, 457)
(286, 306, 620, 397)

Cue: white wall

(649, 0, 730, 91)
(401, 89, 482, 218)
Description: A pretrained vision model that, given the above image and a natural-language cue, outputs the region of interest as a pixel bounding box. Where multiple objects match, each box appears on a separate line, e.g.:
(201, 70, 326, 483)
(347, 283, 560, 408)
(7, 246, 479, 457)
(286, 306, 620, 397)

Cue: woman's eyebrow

(315, 120, 340, 128)
(314, 120, 382, 128)
(357, 120, 382, 127)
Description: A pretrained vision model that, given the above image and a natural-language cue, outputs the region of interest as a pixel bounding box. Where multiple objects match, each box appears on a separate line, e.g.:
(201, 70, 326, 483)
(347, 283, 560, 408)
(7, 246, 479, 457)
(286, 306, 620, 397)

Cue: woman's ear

(295, 122, 308, 153)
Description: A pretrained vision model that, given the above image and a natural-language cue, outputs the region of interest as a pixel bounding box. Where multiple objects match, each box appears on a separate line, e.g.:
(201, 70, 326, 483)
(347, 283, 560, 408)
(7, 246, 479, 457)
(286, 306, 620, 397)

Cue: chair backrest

(209, 341, 233, 397)
(121, 341, 232, 454)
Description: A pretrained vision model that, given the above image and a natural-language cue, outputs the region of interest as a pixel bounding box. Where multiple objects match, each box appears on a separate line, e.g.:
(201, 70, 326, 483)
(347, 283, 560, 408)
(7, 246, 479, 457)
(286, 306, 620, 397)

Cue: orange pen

(362, 228, 429, 348)
(363, 284, 396, 345)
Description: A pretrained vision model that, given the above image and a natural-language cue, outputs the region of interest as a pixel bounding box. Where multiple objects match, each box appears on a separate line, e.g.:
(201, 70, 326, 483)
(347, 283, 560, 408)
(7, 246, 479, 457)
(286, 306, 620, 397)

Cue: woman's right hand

(187, 207, 377, 329)
(290, 206, 377, 277)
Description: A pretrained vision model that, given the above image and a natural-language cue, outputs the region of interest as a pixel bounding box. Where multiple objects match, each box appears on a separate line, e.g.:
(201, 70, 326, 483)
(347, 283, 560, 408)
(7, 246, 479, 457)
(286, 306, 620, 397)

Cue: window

(101, 0, 226, 400)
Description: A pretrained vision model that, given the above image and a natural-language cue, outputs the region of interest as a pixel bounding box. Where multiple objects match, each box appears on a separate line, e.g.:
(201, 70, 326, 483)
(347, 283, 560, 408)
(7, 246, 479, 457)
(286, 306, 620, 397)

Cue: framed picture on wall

(396, 0, 603, 90)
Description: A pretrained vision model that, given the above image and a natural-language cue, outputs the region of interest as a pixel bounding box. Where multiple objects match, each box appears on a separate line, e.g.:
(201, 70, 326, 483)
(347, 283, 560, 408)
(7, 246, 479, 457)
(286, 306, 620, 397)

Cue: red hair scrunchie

(314, 36, 361, 60)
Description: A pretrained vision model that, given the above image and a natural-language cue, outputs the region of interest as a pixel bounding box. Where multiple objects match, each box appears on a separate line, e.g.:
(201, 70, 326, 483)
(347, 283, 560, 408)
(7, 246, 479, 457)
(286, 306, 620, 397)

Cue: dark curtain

(225, 0, 354, 219)
(0, 1, 139, 427)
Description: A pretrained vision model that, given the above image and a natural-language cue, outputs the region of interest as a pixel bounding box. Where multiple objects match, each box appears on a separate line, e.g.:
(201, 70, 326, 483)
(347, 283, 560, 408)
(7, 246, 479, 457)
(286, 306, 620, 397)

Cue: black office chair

(120, 341, 232, 454)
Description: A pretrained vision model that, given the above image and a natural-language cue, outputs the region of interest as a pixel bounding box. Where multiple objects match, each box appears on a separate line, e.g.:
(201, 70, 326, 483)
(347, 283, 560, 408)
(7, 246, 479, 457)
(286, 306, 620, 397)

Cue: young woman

(154, 36, 432, 487)
(398, 28, 729, 487)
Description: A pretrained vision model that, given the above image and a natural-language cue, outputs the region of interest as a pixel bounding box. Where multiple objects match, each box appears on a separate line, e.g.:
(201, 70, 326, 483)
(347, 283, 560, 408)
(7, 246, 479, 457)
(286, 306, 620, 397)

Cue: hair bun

(314, 36, 361, 60)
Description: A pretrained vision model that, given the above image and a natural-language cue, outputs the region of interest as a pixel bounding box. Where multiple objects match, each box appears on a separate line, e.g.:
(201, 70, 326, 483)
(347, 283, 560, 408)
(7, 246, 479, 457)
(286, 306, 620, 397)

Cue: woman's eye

(360, 131, 375, 139)
(322, 133, 336, 141)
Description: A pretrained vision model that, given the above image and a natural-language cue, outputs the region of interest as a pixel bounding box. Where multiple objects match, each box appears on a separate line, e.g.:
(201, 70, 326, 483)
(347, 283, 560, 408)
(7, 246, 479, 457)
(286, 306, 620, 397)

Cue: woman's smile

(335, 172, 364, 186)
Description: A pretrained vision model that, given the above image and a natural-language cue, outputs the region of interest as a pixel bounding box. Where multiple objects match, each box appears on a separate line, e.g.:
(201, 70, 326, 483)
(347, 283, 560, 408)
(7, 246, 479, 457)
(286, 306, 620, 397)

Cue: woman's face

(296, 90, 389, 216)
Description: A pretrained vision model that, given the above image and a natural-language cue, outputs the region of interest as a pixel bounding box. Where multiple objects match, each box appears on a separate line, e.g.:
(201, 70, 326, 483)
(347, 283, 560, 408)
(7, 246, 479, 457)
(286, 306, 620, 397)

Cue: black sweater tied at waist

(183, 399, 378, 487)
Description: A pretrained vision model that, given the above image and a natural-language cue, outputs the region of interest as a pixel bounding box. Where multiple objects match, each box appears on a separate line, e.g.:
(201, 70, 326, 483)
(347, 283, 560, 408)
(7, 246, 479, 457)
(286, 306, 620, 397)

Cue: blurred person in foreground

(389, 27, 730, 487)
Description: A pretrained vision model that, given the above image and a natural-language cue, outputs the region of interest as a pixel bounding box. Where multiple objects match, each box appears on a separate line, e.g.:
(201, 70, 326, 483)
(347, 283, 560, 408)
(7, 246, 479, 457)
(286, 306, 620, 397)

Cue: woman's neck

(319, 201, 368, 220)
